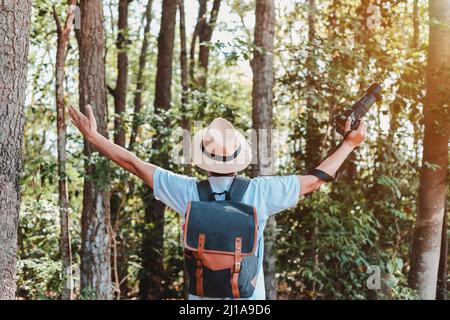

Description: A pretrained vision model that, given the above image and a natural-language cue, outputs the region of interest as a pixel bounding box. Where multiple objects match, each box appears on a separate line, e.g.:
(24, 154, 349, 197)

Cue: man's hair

(207, 171, 237, 177)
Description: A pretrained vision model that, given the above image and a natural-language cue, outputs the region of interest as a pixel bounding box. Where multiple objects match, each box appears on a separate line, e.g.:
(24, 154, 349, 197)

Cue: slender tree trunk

(139, 0, 177, 300)
(190, 0, 222, 90)
(178, 0, 191, 297)
(110, 0, 129, 148)
(77, 0, 112, 300)
(250, 0, 276, 300)
(197, 0, 222, 89)
(412, 0, 420, 48)
(179, 0, 192, 176)
(302, 0, 322, 297)
(305, 0, 319, 166)
(0, 0, 32, 300)
(52, 0, 77, 300)
(409, 0, 450, 300)
(109, 0, 130, 299)
(189, 0, 207, 85)
(129, 0, 153, 151)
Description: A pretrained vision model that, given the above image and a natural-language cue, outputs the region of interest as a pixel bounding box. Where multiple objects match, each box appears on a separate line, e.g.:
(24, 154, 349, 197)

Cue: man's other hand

(68, 104, 98, 141)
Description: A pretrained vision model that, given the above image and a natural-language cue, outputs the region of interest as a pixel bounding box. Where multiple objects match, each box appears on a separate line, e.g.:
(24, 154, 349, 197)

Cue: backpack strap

(197, 176, 251, 202)
(196, 180, 215, 201)
(226, 176, 251, 202)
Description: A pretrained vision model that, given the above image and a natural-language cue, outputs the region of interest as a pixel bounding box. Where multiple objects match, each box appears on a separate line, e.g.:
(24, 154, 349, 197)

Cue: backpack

(183, 176, 259, 298)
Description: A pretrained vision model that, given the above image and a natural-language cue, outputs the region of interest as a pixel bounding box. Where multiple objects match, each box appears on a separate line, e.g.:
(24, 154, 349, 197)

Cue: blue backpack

(183, 176, 259, 298)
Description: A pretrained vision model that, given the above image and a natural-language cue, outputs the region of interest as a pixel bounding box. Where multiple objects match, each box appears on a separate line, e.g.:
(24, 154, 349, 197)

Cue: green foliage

(20, 0, 447, 300)
(17, 200, 64, 299)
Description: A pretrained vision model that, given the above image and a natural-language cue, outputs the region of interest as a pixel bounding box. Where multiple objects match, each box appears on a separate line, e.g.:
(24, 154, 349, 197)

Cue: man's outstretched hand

(343, 118, 367, 148)
(68, 105, 98, 141)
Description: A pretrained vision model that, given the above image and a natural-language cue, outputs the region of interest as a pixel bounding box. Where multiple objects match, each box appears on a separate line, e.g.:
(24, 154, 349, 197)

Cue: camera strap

(308, 168, 336, 182)
(306, 134, 353, 182)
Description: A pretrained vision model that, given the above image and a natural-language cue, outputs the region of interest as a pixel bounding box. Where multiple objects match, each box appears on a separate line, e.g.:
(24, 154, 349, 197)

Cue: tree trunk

(110, 0, 129, 148)
(179, 0, 192, 176)
(189, 0, 207, 85)
(250, 0, 276, 300)
(115, 0, 153, 299)
(139, 0, 177, 300)
(129, 0, 153, 151)
(408, 0, 450, 300)
(412, 0, 420, 48)
(197, 0, 222, 89)
(109, 0, 130, 299)
(77, 0, 112, 300)
(0, 0, 32, 300)
(52, 0, 77, 300)
(190, 0, 222, 90)
(305, 0, 320, 166)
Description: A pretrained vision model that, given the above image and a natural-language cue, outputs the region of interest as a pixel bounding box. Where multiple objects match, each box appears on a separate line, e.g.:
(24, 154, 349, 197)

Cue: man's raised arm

(68, 105, 157, 188)
(298, 118, 367, 195)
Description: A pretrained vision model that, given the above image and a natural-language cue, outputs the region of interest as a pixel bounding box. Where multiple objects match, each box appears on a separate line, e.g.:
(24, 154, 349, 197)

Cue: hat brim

(191, 128, 252, 174)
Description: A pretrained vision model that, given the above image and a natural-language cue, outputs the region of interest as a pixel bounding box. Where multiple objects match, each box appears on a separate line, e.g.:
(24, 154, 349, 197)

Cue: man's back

(153, 168, 300, 299)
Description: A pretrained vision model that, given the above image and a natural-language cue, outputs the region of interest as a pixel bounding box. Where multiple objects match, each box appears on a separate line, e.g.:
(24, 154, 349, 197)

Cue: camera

(334, 83, 382, 135)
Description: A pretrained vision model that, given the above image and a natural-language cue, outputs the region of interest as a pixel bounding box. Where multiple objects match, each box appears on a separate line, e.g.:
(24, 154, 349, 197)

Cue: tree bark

(179, 0, 192, 176)
(109, 0, 130, 299)
(129, 0, 153, 151)
(408, 0, 450, 300)
(412, 0, 420, 48)
(0, 0, 32, 300)
(110, 0, 129, 148)
(197, 0, 222, 89)
(77, 0, 112, 300)
(250, 0, 276, 300)
(52, 0, 77, 300)
(189, 0, 207, 85)
(190, 0, 222, 90)
(139, 0, 177, 300)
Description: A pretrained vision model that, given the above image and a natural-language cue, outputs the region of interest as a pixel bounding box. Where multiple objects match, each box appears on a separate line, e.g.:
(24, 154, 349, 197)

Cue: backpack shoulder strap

(196, 180, 214, 201)
(227, 176, 251, 202)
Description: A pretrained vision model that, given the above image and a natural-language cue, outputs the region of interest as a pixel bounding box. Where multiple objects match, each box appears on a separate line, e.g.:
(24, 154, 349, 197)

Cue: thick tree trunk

(52, 0, 77, 300)
(77, 0, 112, 300)
(0, 0, 32, 300)
(408, 0, 450, 300)
(139, 0, 177, 300)
(250, 0, 276, 300)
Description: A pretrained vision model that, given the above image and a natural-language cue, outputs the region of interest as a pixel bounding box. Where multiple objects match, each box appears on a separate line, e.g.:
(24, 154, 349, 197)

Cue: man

(68, 105, 366, 299)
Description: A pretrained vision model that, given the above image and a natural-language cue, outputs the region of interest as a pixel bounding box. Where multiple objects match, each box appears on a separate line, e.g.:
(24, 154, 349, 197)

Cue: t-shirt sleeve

(152, 167, 198, 216)
(255, 175, 301, 216)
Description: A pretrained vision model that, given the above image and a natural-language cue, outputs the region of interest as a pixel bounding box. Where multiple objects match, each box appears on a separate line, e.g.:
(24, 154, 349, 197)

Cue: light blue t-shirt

(153, 168, 301, 300)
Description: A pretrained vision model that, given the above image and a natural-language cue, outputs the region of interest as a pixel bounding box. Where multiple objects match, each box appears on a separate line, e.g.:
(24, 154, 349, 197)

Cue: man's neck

(208, 171, 237, 177)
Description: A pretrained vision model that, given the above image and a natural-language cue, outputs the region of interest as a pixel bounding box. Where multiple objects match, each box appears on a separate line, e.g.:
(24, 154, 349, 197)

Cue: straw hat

(192, 118, 252, 174)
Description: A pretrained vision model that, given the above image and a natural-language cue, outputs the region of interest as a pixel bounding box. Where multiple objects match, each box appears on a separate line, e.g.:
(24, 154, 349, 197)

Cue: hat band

(201, 141, 242, 162)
